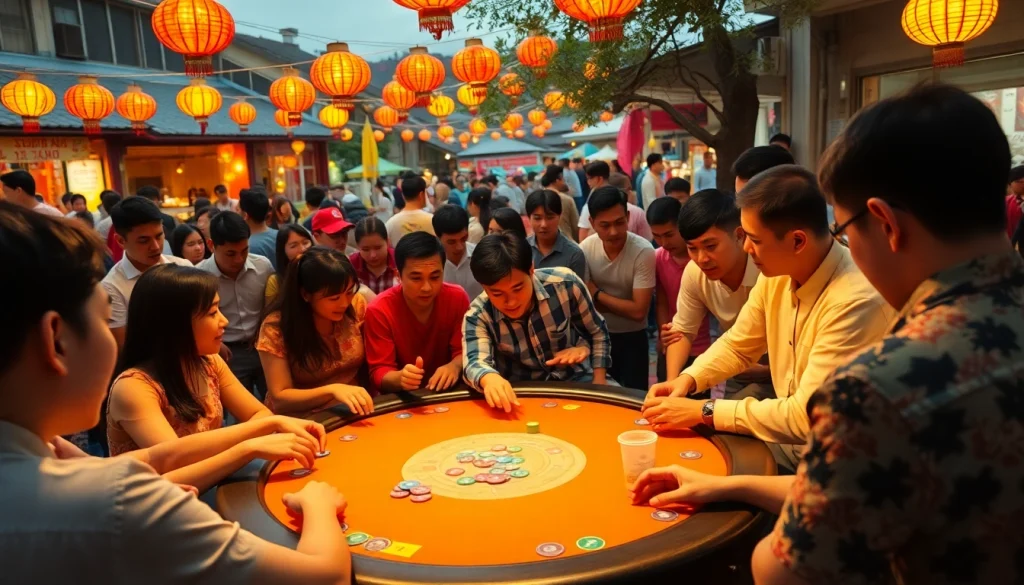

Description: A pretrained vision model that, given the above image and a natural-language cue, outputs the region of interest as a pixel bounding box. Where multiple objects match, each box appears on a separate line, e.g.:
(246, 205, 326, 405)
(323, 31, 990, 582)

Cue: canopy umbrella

(360, 118, 379, 181)
(345, 158, 412, 178)
(557, 142, 599, 160)
(589, 145, 619, 161)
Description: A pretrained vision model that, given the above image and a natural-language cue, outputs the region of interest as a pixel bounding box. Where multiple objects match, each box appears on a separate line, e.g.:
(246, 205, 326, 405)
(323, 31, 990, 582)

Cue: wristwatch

(701, 399, 716, 429)
(592, 288, 602, 303)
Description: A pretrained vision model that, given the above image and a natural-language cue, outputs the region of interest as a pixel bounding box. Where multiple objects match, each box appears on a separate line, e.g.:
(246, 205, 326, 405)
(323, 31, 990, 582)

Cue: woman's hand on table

(243, 433, 318, 469)
(283, 481, 348, 516)
(332, 384, 375, 415)
(427, 361, 460, 391)
(630, 465, 726, 507)
(267, 415, 328, 452)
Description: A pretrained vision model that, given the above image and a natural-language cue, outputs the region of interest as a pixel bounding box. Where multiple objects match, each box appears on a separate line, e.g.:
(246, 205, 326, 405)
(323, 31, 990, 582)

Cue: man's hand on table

(480, 373, 520, 413)
(645, 373, 697, 404)
(629, 465, 727, 507)
(545, 346, 589, 366)
(641, 396, 703, 432)
(426, 361, 460, 391)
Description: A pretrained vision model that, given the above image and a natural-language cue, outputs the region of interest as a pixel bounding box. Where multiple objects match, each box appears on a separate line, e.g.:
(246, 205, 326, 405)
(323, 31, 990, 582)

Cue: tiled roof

(231, 33, 318, 74)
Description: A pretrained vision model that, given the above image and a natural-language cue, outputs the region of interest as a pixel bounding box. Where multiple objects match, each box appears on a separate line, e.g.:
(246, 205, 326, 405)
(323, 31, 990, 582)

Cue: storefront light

(277, 166, 285, 175)
(233, 161, 244, 173)
(444, 153, 451, 160)
(176, 163, 185, 174)
(224, 172, 236, 182)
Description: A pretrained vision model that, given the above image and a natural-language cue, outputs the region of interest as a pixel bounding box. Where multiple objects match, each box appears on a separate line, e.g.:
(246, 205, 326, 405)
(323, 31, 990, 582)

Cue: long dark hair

(490, 207, 527, 240)
(275, 223, 314, 280)
(117, 265, 219, 423)
(264, 246, 359, 373)
(467, 187, 492, 232)
(170, 223, 209, 261)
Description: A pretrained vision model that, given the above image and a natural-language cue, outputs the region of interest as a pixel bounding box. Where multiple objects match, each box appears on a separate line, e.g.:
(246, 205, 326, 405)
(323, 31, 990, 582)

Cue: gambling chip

(510, 456, 526, 464)
(491, 444, 507, 452)
(506, 446, 522, 453)
(409, 486, 432, 496)
(576, 536, 606, 551)
(536, 542, 566, 558)
(410, 493, 433, 503)
(456, 477, 476, 486)
(315, 450, 331, 458)
(363, 537, 392, 552)
(634, 418, 651, 426)
(504, 464, 521, 471)
(346, 532, 370, 546)
(395, 413, 412, 420)
(478, 451, 496, 458)
(398, 480, 421, 490)
(485, 474, 509, 485)
(434, 406, 451, 413)
(339, 434, 358, 442)
(679, 450, 703, 460)
(490, 467, 507, 474)
(473, 473, 490, 482)
(542, 401, 558, 408)
(289, 468, 313, 478)
(456, 455, 475, 463)
(651, 509, 680, 522)
(509, 469, 530, 478)
(496, 455, 513, 464)
(390, 490, 410, 499)
(545, 448, 562, 455)
(473, 459, 496, 468)
(445, 467, 466, 476)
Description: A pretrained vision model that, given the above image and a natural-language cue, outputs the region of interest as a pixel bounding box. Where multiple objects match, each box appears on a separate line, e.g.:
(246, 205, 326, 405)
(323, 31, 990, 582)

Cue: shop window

(165, 48, 185, 73)
(0, 0, 34, 54)
(251, 73, 272, 97)
(109, 4, 140, 67)
(81, 0, 113, 63)
(222, 58, 249, 88)
(51, 0, 85, 59)
(140, 11, 164, 69)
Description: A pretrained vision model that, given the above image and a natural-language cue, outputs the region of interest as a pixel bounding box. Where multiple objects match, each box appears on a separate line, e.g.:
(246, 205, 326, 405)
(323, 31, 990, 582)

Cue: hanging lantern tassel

(418, 8, 456, 40)
(589, 17, 627, 42)
(932, 42, 965, 68)
(197, 116, 209, 135)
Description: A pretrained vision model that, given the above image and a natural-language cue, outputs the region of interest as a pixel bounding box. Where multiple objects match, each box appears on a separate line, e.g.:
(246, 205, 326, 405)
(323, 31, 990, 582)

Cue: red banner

(650, 104, 708, 131)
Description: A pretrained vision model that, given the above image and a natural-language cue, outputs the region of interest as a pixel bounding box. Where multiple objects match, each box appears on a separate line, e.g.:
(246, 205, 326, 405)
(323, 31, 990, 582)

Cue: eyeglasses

(829, 207, 868, 239)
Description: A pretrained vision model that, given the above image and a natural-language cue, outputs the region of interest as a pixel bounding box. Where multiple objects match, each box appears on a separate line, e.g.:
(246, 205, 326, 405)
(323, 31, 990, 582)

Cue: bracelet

(593, 289, 602, 303)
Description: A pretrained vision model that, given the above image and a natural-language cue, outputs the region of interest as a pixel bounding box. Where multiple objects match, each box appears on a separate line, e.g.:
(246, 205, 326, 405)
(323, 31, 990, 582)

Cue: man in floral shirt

(629, 84, 1024, 585)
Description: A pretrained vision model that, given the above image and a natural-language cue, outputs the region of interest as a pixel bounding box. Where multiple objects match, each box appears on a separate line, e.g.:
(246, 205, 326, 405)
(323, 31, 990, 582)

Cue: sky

(219, 0, 506, 60)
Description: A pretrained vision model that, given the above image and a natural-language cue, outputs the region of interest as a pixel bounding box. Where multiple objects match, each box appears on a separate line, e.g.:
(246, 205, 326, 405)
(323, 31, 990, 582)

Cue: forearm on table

(128, 417, 274, 473)
(665, 337, 694, 380)
(296, 502, 351, 577)
(268, 387, 339, 414)
(378, 369, 405, 392)
(592, 367, 607, 384)
(162, 442, 255, 493)
(718, 475, 795, 514)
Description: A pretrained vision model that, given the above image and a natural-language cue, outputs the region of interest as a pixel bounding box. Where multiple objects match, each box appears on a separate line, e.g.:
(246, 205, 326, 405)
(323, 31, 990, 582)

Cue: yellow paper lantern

(176, 77, 222, 135)
(901, 0, 998, 67)
(456, 84, 486, 115)
(1, 73, 56, 133)
(543, 91, 566, 114)
(427, 94, 456, 123)
(340, 128, 354, 141)
(291, 140, 306, 155)
(528, 109, 547, 126)
(469, 117, 487, 137)
(437, 124, 455, 140)
(318, 104, 349, 139)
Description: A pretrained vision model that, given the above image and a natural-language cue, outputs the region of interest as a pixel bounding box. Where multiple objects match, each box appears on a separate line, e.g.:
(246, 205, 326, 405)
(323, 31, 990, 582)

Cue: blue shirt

(450, 189, 468, 208)
(563, 167, 583, 203)
(527, 232, 588, 281)
(248, 228, 279, 270)
(462, 267, 611, 388)
(693, 168, 717, 192)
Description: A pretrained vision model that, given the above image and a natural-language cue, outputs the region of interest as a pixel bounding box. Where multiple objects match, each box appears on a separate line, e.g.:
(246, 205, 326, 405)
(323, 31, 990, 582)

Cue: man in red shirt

(363, 232, 470, 394)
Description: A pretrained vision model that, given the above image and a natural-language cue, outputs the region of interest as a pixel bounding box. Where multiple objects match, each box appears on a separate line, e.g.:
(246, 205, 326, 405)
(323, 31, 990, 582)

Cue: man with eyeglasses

(644, 164, 893, 471)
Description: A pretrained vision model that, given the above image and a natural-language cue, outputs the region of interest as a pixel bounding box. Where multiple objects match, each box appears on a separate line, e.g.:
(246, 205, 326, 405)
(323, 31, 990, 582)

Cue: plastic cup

(618, 430, 658, 488)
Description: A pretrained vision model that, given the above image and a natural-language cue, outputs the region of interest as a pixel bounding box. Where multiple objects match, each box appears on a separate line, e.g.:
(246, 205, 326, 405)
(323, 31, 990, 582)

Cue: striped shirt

(462, 267, 611, 388)
(349, 250, 400, 294)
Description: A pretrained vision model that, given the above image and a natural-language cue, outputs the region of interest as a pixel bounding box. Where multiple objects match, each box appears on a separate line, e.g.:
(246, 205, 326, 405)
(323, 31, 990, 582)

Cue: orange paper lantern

(437, 124, 455, 140)
(490, 131, 501, 140)
(373, 105, 400, 131)
(543, 91, 566, 114)
(176, 77, 222, 135)
(498, 73, 525, 106)
(542, 119, 553, 129)
(451, 38, 501, 97)
(374, 129, 386, 142)
(527, 109, 547, 126)
(600, 110, 615, 122)
(151, 0, 235, 77)
(64, 76, 115, 135)
(517, 33, 558, 78)
(283, 155, 298, 169)
(382, 80, 417, 121)
(532, 125, 546, 137)
(514, 129, 526, 138)
(1, 73, 56, 133)
(458, 131, 471, 144)
(401, 128, 415, 142)
(505, 112, 524, 130)
(318, 104, 350, 139)
(901, 0, 998, 68)
(310, 42, 372, 110)
(427, 94, 456, 123)
(554, 0, 642, 42)
(228, 100, 257, 132)
(396, 46, 446, 107)
(469, 117, 487, 137)
(269, 67, 316, 125)
(418, 128, 432, 141)
(116, 84, 157, 135)
(392, 0, 471, 40)
(274, 108, 297, 138)
(340, 128, 353, 141)
(456, 84, 485, 115)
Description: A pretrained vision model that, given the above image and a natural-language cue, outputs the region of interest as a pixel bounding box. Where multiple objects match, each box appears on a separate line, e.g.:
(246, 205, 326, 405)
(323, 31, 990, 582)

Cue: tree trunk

(705, 23, 761, 191)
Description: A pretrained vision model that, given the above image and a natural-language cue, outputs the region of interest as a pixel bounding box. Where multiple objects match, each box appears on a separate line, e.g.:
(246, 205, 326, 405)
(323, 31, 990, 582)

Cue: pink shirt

(363, 283, 470, 392)
(655, 247, 711, 355)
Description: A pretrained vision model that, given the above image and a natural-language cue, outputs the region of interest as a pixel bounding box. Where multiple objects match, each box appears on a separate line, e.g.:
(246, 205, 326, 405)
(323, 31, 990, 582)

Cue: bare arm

(214, 355, 273, 422)
(595, 286, 654, 322)
(108, 377, 185, 449)
(719, 475, 795, 514)
(665, 337, 694, 380)
(260, 351, 341, 413)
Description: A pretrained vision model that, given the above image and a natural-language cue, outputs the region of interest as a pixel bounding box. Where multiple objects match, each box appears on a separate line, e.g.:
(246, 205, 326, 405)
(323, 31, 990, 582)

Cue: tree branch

(667, 35, 726, 122)
(627, 93, 716, 146)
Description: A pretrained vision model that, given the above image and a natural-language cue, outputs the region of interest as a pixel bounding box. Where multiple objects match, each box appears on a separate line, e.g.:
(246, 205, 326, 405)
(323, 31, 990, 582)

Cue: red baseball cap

(312, 207, 353, 235)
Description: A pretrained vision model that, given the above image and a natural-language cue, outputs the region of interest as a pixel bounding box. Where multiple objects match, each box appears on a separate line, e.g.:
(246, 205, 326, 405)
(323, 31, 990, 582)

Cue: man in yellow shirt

(644, 165, 892, 469)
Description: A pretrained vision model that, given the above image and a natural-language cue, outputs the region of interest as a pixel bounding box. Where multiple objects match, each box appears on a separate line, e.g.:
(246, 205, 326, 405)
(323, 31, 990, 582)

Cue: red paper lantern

(396, 47, 446, 107)
(382, 80, 417, 122)
(116, 84, 157, 135)
(0, 73, 56, 133)
(553, 0, 642, 42)
(269, 67, 316, 125)
(64, 76, 115, 135)
(516, 33, 558, 78)
(456, 84, 485, 115)
(310, 42, 371, 111)
(392, 0, 471, 40)
(373, 105, 400, 132)
(228, 100, 257, 132)
(274, 108, 297, 138)
(452, 38, 501, 97)
(498, 73, 525, 106)
(151, 0, 235, 77)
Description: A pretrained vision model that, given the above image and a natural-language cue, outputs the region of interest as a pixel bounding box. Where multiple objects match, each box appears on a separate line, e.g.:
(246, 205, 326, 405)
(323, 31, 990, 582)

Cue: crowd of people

(1, 83, 1022, 584)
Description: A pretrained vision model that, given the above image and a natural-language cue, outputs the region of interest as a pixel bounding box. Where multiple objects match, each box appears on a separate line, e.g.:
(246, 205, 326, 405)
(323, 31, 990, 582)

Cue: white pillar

(784, 20, 815, 168)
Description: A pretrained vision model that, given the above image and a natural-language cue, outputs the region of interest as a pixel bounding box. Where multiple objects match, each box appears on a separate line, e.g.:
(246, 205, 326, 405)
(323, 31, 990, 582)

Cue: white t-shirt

(32, 201, 64, 218)
(580, 231, 656, 333)
(385, 208, 435, 247)
(641, 171, 662, 209)
(671, 255, 761, 337)
(102, 254, 194, 328)
(373, 191, 394, 223)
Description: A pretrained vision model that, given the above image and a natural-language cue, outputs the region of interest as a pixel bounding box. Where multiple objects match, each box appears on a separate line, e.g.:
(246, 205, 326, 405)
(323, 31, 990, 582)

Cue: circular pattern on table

(401, 432, 586, 501)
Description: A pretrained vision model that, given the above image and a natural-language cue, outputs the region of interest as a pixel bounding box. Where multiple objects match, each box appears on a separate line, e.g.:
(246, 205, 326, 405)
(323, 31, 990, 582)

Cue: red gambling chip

(457, 455, 474, 463)
(473, 459, 496, 468)
(410, 493, 433, 503)
(473, 473, 490, 482)
(445, 468, 466, 476)
(409, 486, 432, 496)
(485, 474, 509, 485)
(389, 490, 410, 498)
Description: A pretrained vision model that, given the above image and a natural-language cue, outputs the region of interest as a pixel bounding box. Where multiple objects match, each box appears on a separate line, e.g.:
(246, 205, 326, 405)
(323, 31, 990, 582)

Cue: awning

(557, 142, 599, 160)
(589, 145, 619, 161)
(345, 158, 411, 178)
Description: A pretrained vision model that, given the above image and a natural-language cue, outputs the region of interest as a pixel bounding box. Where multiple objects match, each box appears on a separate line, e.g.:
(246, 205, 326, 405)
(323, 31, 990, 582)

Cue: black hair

(646, 153, 663, 167)
(354, 216, 388, 242)
(467, 187, 492, 232)
(769, 133, 792, 147)
(318, 199, 341, 211)
(737, 165, 829, 238)
(395, 231, 446, 273)
(525, 189, 562, 216)
(490, 207, 527, 239)
(646, 197, 682, 227)
(481, 175, 499, 187)
(432, 204, 470, 236)
(585, 161, 610, 180)
(0, 202, 105, 373)
(470, 232, 534, 286)
(192, 197, 210, 214)
(1, 169, 35, 195)
(110, 196, 164, 236)
(171, 223, 208, 260)
(72, 210, 94, 228)
(274, 224, 314, 280)
(117, 265, 219, 423)
(238, 188, 270, 224)
(100, 190, 122, 214)
(571, 157, 583, 164)
(209, 210, 250, 245)
(214, 184, 227, 194)
(136, 185, 160, 202)
(587, 185, 627, 219)
(69, 193, 87, 207)
(305, 186, 326, 208)
(491, 195, 510, 209)
(61, 192, 74, 205)
(1010, 165, 1024, 183)
(195, 205, 219, 223)
(401, 176, 427, 200)
(819, 83, 1010, 241)
(677, 189, 741, 241)
(540, 164, 563, 188)
(731, 145, 796, 182)
(664, 178, 690, 195)
(263, 246, 359, 373)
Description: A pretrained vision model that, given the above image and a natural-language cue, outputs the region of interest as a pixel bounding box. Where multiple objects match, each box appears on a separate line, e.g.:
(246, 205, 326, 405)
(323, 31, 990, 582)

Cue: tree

(328, 127, 394, 180)
(465, 0, 811, 189)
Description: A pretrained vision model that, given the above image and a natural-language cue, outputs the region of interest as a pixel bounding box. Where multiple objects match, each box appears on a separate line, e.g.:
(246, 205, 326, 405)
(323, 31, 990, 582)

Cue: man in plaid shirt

(463, 232, 611, 411)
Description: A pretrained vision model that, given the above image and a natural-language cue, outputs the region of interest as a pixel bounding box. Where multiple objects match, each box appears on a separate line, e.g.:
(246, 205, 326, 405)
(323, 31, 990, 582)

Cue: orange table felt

(262, 396, 728, 566)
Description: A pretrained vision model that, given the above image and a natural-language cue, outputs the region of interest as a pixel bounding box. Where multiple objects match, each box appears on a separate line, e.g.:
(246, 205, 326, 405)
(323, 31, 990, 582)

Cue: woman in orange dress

(257, 246, 375, 415)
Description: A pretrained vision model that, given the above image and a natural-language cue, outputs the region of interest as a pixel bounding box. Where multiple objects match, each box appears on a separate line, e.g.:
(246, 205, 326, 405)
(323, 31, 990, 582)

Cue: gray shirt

(528, 232, 588, 281)
(197, 254, 273, 343)
(248, 228, 279, 270)
(580, 231, 656, 333)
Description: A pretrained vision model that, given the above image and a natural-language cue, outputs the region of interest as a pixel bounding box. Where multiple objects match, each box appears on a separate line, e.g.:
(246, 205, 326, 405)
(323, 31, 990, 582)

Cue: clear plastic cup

(618, 430, 658, 488)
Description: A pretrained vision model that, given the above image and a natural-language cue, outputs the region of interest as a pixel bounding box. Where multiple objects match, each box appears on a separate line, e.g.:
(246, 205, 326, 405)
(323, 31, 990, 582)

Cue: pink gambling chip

(473, 459, 496, 468)
(457, 455, 474, 463)
(473, 473, 490, 482)
(546, 447, 562, 455)
(410, 493, 433, 503)
(339, 434, 358, 442)
(536, 542, 565, 557)
(491, 444, 507, 452)
(389, 490, 410, 498)
(445, 468, 466, 476)
(409, 486, 432, 496)
(485, 474, 510, 485)
(434, 406, 450, 413)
